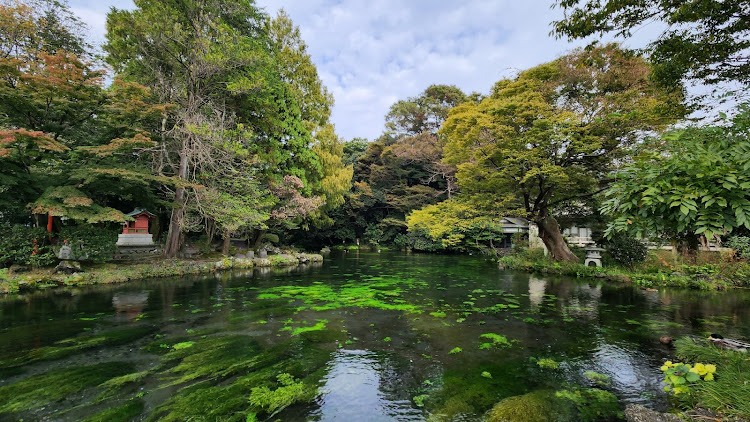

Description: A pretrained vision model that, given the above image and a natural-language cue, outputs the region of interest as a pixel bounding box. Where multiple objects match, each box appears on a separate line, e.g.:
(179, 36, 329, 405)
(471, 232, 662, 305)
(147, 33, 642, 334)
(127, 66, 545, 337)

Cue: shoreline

(0, 253, 324, 295)
(497, 254, 749, 291)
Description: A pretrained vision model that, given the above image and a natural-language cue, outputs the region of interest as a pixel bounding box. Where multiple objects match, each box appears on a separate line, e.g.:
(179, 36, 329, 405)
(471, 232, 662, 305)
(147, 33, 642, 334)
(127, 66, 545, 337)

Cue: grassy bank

(664, 337, 750, 420)
(0, 253, 323, 295)
(498, 249, 750, 290)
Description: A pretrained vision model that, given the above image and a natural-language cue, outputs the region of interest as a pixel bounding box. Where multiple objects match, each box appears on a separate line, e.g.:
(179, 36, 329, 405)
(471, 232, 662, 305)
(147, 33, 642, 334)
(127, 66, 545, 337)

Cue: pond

(1, 251, 749, 421)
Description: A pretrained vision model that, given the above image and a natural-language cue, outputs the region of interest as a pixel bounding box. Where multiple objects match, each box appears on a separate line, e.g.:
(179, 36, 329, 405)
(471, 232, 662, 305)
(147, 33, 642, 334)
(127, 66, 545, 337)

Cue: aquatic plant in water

(249, 373, 317, 416)
(478, 333, 513, 349)
(536, 358, 560, 369)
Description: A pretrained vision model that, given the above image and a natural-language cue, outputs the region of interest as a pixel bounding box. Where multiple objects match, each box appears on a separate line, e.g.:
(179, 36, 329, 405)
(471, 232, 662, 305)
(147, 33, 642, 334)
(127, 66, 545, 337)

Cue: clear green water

(1, 251, 749, 421)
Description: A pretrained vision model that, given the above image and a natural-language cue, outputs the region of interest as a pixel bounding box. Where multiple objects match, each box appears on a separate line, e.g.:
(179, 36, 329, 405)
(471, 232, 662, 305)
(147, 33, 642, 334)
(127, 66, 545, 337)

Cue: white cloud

(69, 0, 658, 140)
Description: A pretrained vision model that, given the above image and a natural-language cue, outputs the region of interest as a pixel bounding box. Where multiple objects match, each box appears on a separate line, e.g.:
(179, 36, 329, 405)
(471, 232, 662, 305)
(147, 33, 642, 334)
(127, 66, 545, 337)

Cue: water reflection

(310, 350, 423, 421)
(112, 291, 149, 321)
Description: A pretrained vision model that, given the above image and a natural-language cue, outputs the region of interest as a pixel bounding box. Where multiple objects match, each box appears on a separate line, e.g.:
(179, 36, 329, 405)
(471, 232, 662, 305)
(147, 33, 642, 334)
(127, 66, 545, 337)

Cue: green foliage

(552, 0, 750, 89)
(248, 373, 316, 415)
(449, 347, 463, 354)
(661, 360, 716, 395)
(407, 199, 505, 252)
(727, 236, 750, 260)
(602, 234, 647, 267)
(441, 44, 683, 261)
(59, 224, 119, 262)
(672, 337, 750, 419)
(0, 223, 55, 267)
(603, 105, 750, 246)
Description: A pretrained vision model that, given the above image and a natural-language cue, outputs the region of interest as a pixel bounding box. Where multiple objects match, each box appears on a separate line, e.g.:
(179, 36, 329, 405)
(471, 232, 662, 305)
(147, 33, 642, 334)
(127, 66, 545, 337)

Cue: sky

(67, 0, 659, 141)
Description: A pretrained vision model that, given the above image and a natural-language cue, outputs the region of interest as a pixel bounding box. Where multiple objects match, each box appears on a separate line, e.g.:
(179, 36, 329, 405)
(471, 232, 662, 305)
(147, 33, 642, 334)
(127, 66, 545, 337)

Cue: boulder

(54, 260, 82, 274)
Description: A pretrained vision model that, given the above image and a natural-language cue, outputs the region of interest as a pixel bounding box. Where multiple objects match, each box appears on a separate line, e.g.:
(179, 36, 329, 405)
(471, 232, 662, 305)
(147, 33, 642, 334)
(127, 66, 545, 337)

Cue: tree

(0, 0, 156, 225)
(552, 0, 750, 89)
(440, 45, 684, 261)
(267, 9, 333, 128)
(105, 0, 315, 257)
(407, 198, 505, 252)
(602, 104, 750, 256)
(385, 84, 467, 137)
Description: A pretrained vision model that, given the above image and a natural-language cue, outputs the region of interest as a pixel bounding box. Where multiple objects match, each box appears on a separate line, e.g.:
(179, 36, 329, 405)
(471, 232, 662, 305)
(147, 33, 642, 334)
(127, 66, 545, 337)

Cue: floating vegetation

(481, 371, 492, 379)
(413, 394, 428, 407)
(536, 358, 560, 370)
(430, 311, 447, 318)
(449, 347, 463, 354)
(290, 320, 327, 337)
(478, 333, 514, 349)
(584, 371, 611, 387)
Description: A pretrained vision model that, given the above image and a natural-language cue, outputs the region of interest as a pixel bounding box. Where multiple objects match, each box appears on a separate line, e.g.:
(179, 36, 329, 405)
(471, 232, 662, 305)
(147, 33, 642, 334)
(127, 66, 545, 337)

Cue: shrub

(0, 223, 56, 267)
(727, 236, 750, 260)
(59, 225, 119, 262)
(603, 234, 647, 267)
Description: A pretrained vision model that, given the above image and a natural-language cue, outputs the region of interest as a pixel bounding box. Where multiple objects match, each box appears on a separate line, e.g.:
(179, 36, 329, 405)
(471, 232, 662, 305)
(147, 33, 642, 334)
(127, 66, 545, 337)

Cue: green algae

(537, 358, 561, 370)
(478, 333, 514, 349)
(81, 400, 144, 422)
(147, 337, 332, 421)
(290, 320, 327, 336)
(249, 373, 317, 415)
(0, 325, 155, 369)
(159, 335, 263, 385)
(0, 362, 136, 415)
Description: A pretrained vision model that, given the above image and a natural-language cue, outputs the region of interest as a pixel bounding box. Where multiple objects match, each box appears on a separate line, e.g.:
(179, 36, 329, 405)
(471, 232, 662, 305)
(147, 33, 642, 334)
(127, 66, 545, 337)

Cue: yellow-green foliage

(536, 358, 560, 370)
(407, 199, 502, 248)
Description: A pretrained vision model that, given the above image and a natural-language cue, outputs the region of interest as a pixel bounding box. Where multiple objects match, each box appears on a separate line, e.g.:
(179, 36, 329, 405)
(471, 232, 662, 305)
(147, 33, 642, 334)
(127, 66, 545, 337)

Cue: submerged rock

(624, 404, 681, 422)
(486, 391, 565, 422)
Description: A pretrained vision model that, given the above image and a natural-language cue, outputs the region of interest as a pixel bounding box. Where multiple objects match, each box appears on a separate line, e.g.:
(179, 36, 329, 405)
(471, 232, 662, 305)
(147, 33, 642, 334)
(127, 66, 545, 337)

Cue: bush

(727, 236, 750, 260)
(59, 225, 119, 262)
(603, 234, 648, 267)
(0, 223, 56, 267)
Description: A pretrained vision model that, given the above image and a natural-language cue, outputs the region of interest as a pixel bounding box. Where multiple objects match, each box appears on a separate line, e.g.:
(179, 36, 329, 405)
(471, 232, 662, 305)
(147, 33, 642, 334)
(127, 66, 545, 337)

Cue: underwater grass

(0, 362, 135, 415)
(0, 325, 155, 369)
(81, 400, 144, 422)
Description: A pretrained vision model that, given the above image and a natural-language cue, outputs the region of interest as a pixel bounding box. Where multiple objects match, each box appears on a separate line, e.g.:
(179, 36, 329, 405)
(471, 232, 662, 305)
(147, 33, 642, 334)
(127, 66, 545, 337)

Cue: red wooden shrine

(122, 209, 155, 234)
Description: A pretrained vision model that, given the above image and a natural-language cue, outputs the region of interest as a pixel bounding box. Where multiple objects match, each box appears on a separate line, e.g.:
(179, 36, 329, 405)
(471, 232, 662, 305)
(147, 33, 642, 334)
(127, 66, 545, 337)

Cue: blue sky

(67, 0, 658, 141)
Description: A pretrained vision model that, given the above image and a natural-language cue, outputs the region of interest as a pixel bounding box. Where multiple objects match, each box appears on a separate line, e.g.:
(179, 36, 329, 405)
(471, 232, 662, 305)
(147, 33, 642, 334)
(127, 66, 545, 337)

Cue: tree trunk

(252, 229, 266, 250)
(164, 142, 189, 258)
(222, 230, 230, 255)
(534, 214, 579, 262)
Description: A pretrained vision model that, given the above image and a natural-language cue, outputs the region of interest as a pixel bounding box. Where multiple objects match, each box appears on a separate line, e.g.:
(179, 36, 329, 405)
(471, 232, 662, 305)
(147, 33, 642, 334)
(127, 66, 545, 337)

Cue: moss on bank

(0, 253, 323, 294)
(498, 254, 750, 290)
